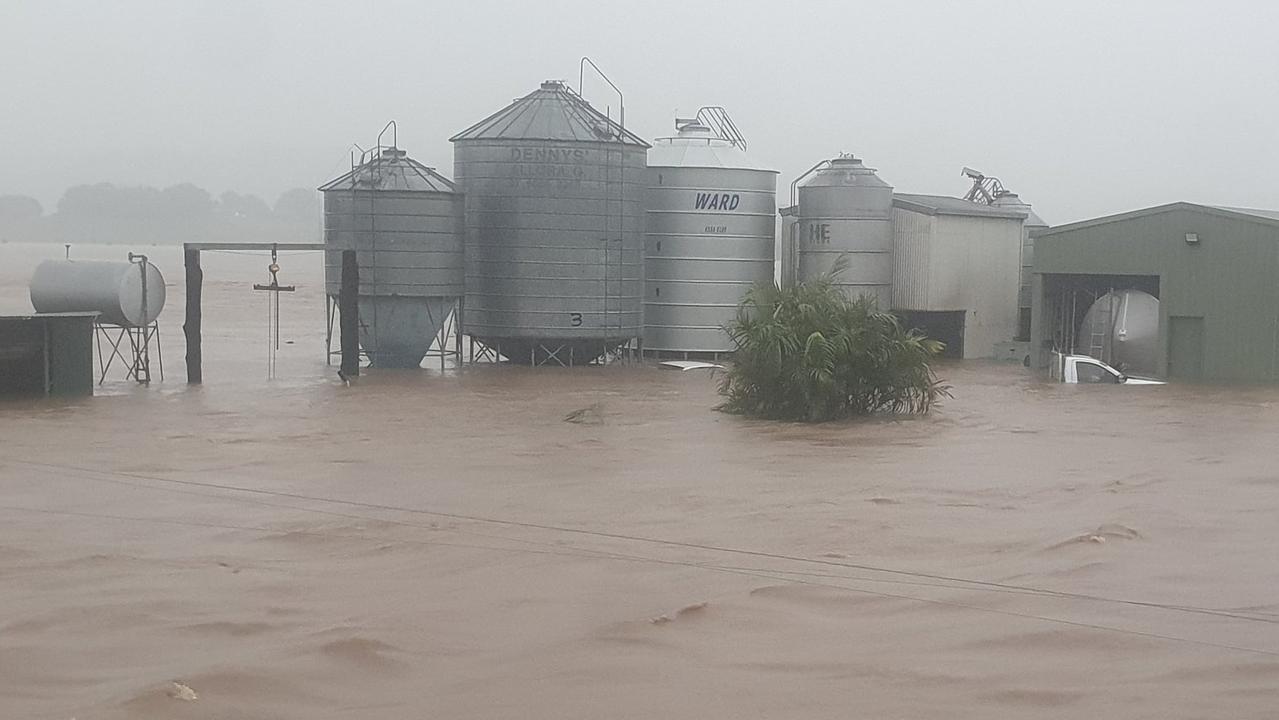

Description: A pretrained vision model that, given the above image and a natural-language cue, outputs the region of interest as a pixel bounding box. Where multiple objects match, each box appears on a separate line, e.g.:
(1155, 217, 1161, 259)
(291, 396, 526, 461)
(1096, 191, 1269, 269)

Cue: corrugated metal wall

(891, 209, 934, 309)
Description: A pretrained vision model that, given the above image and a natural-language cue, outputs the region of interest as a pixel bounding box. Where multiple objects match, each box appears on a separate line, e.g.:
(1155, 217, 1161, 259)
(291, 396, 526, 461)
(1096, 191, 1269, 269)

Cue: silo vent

(674, 118, 709, 132)
(541, 80, 566, 90)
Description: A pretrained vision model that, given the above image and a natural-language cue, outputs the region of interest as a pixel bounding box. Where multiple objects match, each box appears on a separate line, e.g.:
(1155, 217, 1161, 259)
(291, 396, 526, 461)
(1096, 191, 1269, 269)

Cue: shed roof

(1210, 206, 1279, 223)
(892, 193, 1026, 219)
(1036, 202, 1279, 238)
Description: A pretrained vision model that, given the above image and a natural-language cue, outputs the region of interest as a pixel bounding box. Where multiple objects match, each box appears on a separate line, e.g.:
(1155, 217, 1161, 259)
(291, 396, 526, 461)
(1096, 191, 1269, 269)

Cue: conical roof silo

(645, 119, 778, 356)
(320, 147, 464, 368)
(796, 155, 894, 306)
(992, 191, 1048, 313)
(450, 80, 650, 365)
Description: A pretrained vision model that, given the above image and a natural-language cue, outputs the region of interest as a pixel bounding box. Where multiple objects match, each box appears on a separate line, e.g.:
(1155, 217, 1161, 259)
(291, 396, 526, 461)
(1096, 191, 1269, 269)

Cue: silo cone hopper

(358, 295, 451, 368)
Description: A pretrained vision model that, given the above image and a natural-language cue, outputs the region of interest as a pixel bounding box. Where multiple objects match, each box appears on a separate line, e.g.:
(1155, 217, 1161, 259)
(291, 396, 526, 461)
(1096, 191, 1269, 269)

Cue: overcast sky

(3, 0, 1276, 224)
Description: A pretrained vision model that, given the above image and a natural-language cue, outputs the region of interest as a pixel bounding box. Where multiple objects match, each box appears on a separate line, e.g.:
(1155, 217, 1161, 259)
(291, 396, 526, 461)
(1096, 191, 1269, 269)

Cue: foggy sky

(3, 0, 1277, 225)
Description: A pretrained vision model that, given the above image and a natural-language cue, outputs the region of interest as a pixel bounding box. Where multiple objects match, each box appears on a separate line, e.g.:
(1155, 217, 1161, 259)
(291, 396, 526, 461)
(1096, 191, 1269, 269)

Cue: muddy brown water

(3, 243, 1279, 718)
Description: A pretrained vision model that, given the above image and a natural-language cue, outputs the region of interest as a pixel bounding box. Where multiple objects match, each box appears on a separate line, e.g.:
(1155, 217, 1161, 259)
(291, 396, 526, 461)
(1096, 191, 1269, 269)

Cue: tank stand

(421, 307, 463, 369)
(468, 339, 502, 364)
(534, 342, 571, 367)
(325, 294, 371, 368)
(466, 339, 644, 367)
(599, 341, 642, 366)
(95, 321, 163, 385)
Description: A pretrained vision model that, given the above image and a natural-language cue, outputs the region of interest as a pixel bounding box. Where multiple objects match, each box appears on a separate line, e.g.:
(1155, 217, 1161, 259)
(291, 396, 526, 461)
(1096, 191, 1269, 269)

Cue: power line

(0, 504, 616, 564)
(8, 458, 1279, 637)
(5, 500, 1278, 660)
(9, 456, 1272, 621)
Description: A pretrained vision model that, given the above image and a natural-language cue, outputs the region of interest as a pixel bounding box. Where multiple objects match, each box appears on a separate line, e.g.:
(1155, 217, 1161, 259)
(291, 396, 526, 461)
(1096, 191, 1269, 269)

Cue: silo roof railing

(694, 106, 747, 150)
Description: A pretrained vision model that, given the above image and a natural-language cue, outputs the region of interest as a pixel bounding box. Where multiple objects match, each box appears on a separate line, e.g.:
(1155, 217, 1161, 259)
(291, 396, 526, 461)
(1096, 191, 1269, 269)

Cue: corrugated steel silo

(992, 191, 1048, 311)
(645, 118, 777, 355)
(451, 80, 649, 365)
(320, 147, 464, 368)
(796, 155, 894, 306)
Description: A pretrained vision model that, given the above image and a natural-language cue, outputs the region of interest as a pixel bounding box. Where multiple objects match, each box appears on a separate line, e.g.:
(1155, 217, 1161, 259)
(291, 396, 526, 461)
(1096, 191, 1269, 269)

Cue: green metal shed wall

(1032, 207, 1279, 382)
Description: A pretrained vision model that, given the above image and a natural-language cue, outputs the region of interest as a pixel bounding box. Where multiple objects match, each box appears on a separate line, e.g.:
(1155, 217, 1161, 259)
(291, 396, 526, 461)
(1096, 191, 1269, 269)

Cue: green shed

(1030, 202, 1279, 382)
(0, 312, 98, 397)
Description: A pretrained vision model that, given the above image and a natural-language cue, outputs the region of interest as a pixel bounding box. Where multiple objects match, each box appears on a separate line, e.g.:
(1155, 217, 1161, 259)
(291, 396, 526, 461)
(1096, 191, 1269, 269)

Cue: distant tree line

(0, 184, 320, 245)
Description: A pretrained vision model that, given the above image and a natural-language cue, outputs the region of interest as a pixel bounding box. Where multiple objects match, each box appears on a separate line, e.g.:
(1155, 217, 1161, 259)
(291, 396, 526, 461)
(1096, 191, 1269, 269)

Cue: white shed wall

(891, 209, 1023, 359)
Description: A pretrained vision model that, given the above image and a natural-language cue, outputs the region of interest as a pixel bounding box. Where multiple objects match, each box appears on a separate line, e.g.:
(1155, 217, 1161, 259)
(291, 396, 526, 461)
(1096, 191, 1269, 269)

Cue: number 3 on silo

(569, 312, 583, 327)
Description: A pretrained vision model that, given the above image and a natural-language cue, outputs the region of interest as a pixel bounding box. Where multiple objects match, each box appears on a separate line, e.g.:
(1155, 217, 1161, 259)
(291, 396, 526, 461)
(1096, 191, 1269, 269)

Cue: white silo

(644, 116, 777, 356)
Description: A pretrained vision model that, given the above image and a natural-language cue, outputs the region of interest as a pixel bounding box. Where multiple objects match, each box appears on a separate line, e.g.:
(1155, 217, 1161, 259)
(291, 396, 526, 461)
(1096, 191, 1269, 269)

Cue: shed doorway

(1040, 273, 1160, 364)
(896, 310, 964, 359)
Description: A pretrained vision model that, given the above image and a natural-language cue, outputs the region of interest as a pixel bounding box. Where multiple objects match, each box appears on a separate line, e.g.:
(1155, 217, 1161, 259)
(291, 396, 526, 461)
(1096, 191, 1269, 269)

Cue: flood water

(3, 242, 1279, 719)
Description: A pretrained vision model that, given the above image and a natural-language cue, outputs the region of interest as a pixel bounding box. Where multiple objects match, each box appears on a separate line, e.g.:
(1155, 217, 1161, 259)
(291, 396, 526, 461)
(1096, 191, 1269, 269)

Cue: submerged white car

(658, 360, 725, 372)
(1051, 353, 1166, 385)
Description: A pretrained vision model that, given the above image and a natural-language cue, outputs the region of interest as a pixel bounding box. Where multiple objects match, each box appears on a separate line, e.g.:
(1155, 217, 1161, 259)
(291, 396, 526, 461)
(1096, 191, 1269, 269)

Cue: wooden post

(339, 250, 359, 377)
(183, 247, 202, 384)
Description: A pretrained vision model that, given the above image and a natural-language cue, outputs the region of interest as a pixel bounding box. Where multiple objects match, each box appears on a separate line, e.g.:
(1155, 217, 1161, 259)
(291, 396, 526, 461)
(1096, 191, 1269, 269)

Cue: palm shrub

(718, 258, 951, 422)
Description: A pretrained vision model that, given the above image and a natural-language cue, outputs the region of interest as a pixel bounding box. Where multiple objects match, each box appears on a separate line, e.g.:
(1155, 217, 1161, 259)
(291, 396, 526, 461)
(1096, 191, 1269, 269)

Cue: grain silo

(450, 80, 649, 365)
(319, 146, 464, 369)
(992, 191, 1048, 338)
(795, 155, 894, 306)
(644, 114, 777, 356)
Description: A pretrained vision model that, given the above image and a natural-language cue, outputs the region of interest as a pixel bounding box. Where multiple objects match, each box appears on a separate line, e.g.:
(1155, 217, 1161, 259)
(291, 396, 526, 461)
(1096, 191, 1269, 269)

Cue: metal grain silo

(644, 117, 777, 356)
(450, 80, 649, 365)
(796, 155, 894, 306)
(320, 147, 464, 368)
(992, 191, 1048, 314)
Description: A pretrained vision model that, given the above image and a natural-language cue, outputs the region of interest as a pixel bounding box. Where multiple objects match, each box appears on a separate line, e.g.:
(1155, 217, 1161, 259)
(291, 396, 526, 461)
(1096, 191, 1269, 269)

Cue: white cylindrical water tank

(1078, 289, 1160, 374)
(29, 259, 166, 327)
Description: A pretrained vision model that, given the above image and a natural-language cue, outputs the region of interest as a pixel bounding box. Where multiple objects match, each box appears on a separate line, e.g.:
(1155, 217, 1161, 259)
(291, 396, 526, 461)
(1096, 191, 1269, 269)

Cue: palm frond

(718, 265, 950, 422)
